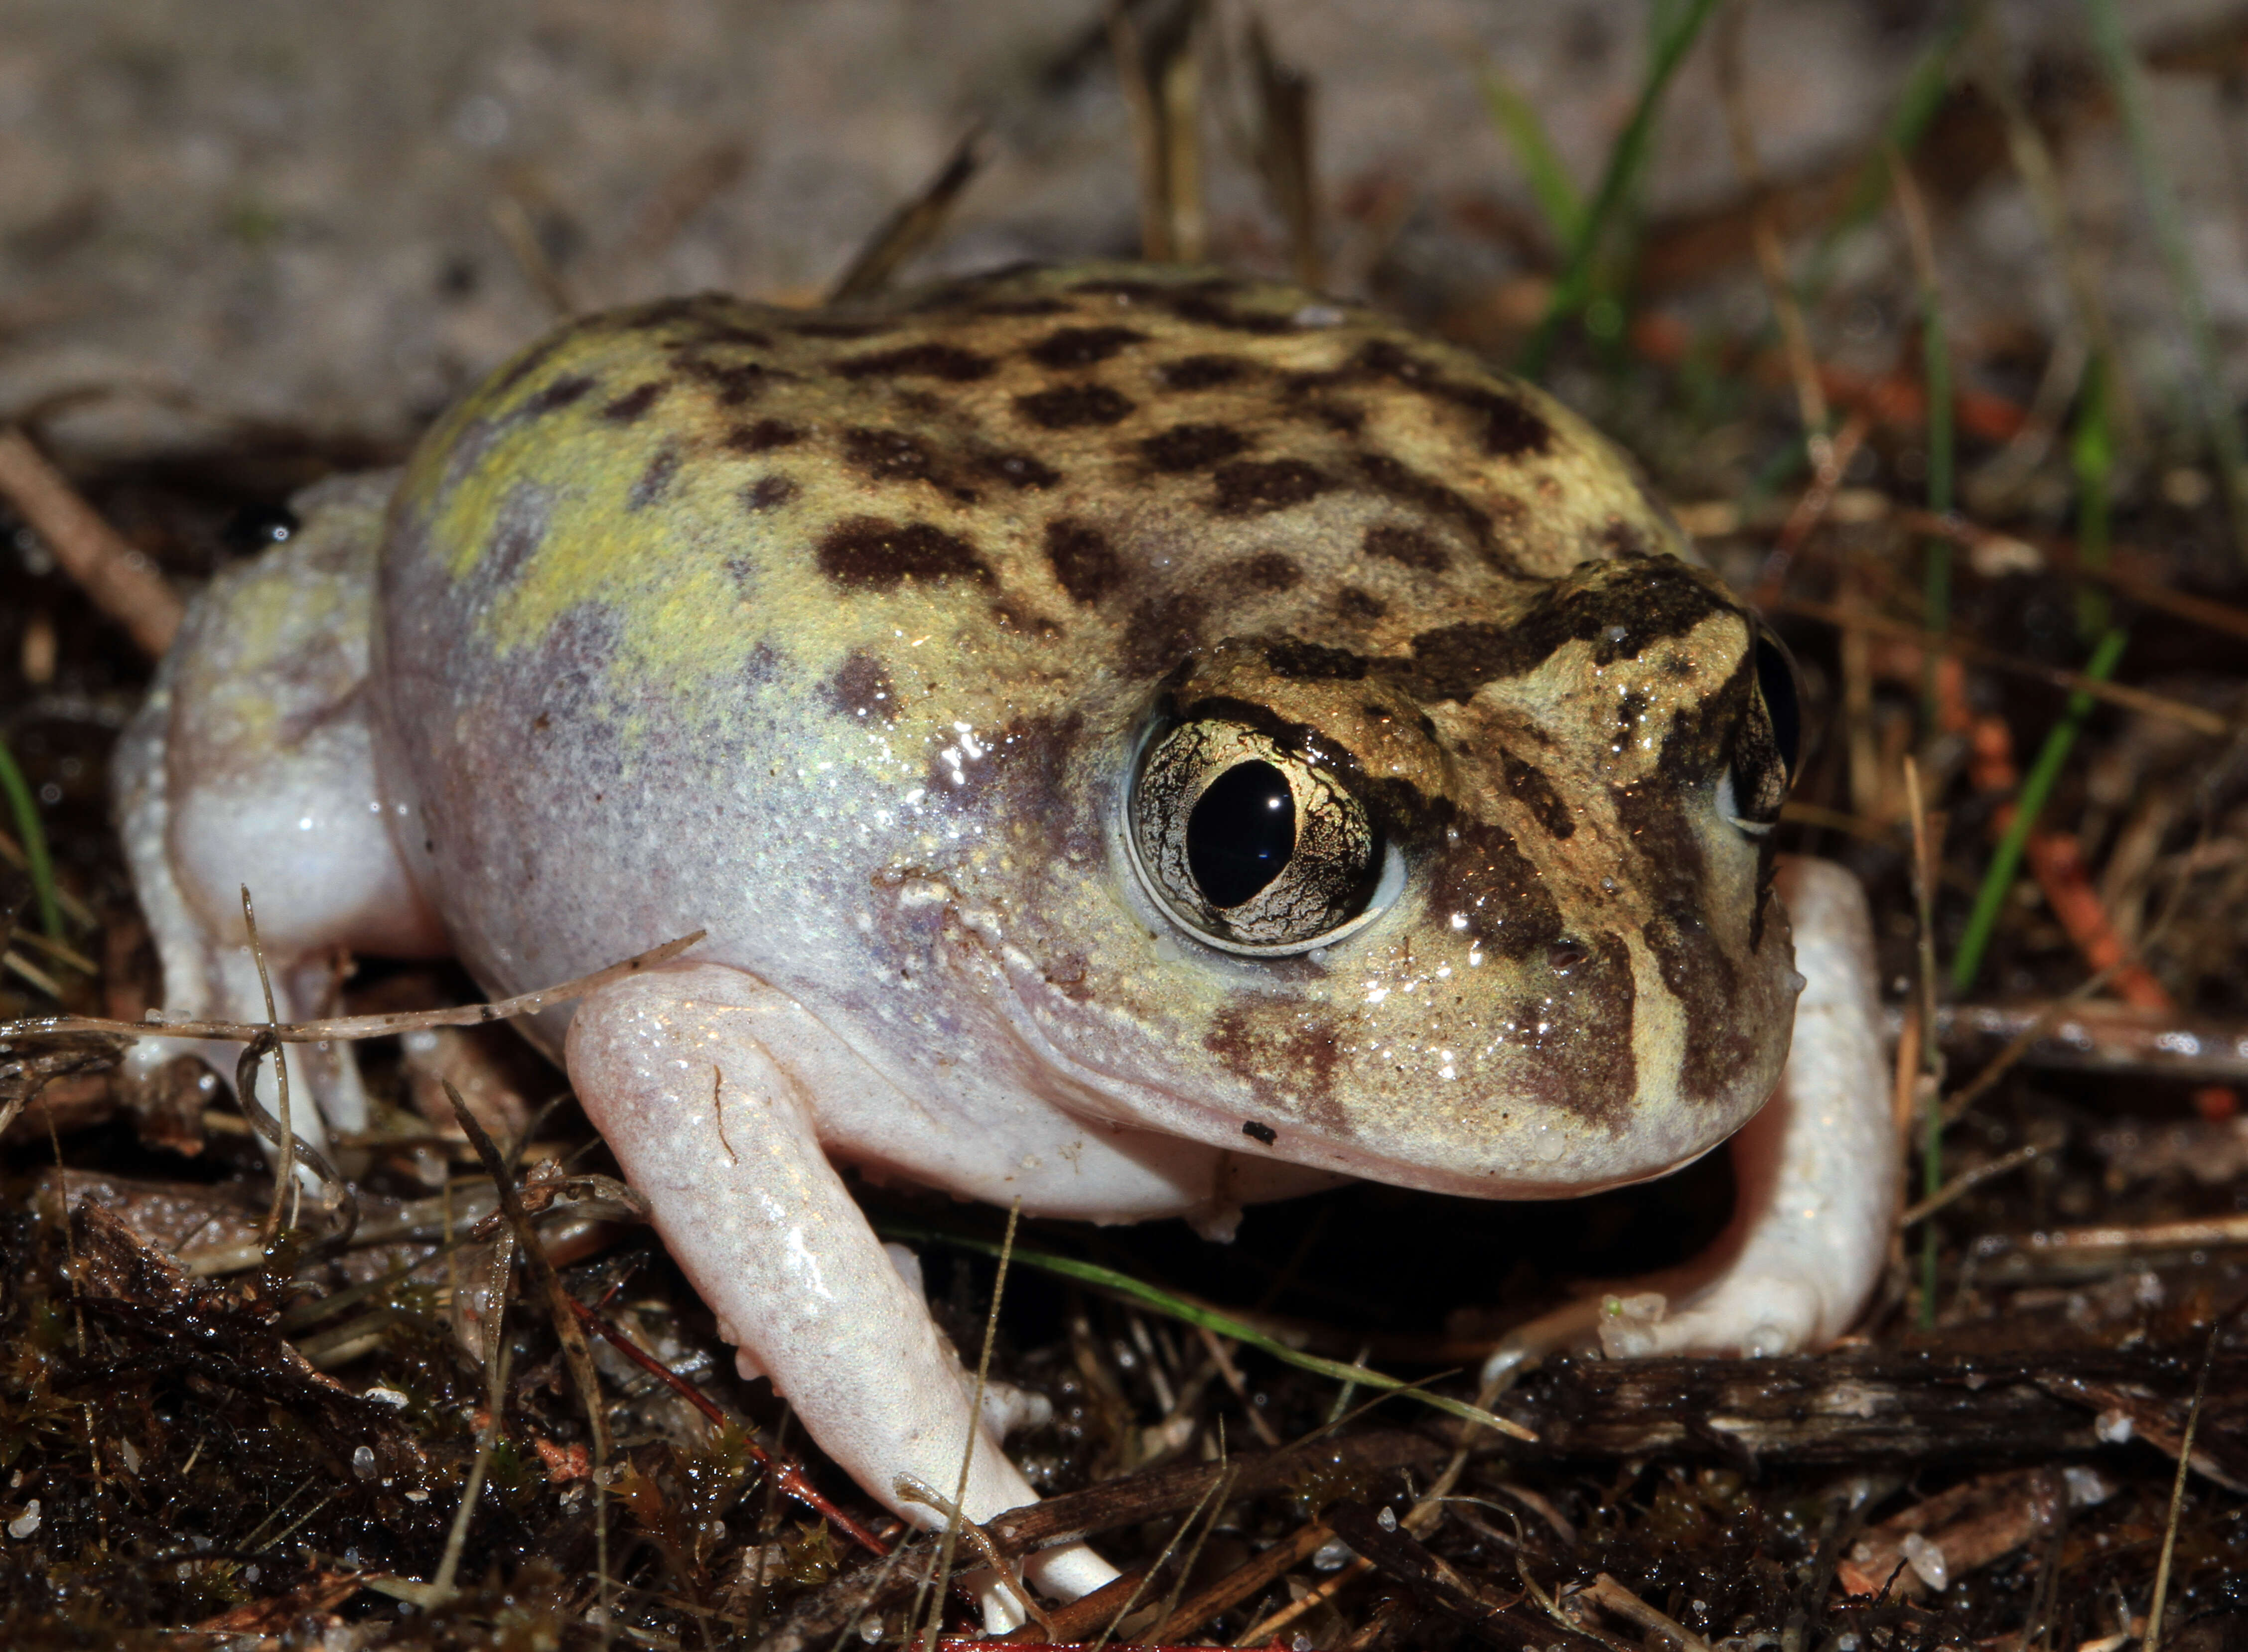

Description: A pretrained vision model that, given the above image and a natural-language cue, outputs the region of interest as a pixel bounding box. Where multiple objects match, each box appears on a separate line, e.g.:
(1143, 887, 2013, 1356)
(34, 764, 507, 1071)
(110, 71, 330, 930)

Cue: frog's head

(1072, 553, 1805, 1198)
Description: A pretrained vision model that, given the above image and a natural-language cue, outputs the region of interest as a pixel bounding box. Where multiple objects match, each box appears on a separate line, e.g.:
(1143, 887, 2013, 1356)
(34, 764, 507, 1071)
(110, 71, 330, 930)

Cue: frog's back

(381, 262, 1684, 705)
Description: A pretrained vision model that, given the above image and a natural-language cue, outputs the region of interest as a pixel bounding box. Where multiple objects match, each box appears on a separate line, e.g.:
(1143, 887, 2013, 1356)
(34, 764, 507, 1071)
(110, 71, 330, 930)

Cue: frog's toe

(1593, 1277, 1823, 1359)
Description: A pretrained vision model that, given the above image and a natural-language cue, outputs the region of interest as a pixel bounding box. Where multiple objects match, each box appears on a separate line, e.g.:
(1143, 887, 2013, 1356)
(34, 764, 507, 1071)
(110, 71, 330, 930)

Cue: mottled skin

(117, 263, 1893, 1624)
(383, 262, 1795, 1196)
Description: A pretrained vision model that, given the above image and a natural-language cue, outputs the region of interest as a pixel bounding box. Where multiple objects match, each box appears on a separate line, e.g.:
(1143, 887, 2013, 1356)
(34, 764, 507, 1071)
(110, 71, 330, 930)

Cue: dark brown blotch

(1426, 817, 1564, 960)
(1358, 453, 1503, 566)
(1167, 292, 1292, 334)
(742, 475, 798, 512)
(1351, 340, 1552, 458)
(817, 515, 989, 590)
(1204, 1005, 1352, 1135)
(788, 318, 890, 339)
(1044, 519, 1123, 606)
(727, 418, 802, 453)
(600, 382, 666, 423)
(1264, 639, 1368, 681)
(1028, 326, 1148, 368)
(1160, 354, 1251, 390)
(843, 427, 935, 484)
(1500, 750, 1576, 840)
(1213, 458, 1328, 516)
(1337, 585, 1387, 621)
(680, 358, 781, 408)
(1362, 523, 1449, 574)
(628, 447, 681, 511)
(835, 343, 995, 382)
(1015, 383, 1136, 429)
(830, 652, 898, 722)
(521, 374, 595, 415)
(1141, 422, 1250, 473)
(1121, 590, 1207, 677)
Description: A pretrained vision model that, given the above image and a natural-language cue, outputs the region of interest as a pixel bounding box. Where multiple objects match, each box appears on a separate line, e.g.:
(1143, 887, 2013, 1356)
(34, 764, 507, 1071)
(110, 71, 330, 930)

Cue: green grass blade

(879, 1223, 1528, 1438)
(2082, 0, 2248, 563)
(1947, 628, 2129, 995)
(0, 738, 62, 942)
(2072, 350, 2114, 637)
(1518, 0, 1723, 379)
(1477, 62, 1583, 246)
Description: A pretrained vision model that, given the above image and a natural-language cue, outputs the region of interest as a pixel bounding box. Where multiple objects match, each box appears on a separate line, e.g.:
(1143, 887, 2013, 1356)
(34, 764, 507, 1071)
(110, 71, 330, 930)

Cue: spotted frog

(116, 262, 1895, 1621)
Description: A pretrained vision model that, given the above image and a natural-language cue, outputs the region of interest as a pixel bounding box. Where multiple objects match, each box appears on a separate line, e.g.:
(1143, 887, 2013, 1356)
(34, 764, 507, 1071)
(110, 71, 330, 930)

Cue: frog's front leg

(1485, 855, 1896, 1375)
(565, 963, 1119, 1629)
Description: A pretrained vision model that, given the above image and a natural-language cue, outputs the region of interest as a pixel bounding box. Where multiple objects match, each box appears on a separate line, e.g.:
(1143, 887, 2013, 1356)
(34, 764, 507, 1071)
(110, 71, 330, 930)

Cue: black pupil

(1187, 761, 1295, 908)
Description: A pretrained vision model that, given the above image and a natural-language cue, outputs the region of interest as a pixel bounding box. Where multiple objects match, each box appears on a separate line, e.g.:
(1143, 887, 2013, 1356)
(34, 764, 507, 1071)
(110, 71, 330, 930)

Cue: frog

(112, 261, 1896, 1624)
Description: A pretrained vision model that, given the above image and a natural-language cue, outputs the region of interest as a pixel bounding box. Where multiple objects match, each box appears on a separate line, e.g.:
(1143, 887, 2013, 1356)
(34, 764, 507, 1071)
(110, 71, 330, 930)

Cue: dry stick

(1080, 1467, 1231, 1652)
(441, 1079, 613, 1642)
(0, 930, 705, 1045)
(0, 425, 183, 657)
(892, 1476, 1047, 1636)
(1776, 596, 2232, 739)
(488, 193, 579, 318)
(566, 1296, 890, 1556)
(2141, 1323, 2221, 1652)
(1156, 0, 1207, 264)
(1902, 761, 1945, 1328)
(1583, 1574, 1714, 1652)
(1245, 17, 1319, 289)
(826, 127, 987, 305)
(432, 1339, 514, 1599)
(1109, 2, 1168, 262)
(1899, 1140, 2044, 1227)
(1748, 411, 1868, 611)
(1233, 1365, 1506, 1648)
(1136, 1455, 1235, 1645)
(239, 888, 299, 1241)
(1714, 0, 1829, 464)
(916, 1199, 1023, 1652)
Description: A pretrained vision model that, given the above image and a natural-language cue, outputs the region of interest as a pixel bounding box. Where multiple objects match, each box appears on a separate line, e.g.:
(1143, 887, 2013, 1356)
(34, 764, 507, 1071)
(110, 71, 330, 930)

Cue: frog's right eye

(1127, 718, 1396, 956)
(1720, 626, 1803, 838)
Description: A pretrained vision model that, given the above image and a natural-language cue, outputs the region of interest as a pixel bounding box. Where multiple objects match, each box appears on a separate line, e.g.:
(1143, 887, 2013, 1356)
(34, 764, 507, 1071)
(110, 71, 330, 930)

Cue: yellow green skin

(372, 261, 1800, 1215)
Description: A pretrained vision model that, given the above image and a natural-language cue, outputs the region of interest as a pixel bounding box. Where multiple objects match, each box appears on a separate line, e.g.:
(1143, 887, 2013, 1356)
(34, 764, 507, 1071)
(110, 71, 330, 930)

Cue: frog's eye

(1128, 719, 1394, 955)
(1720, 626, 1803, 838)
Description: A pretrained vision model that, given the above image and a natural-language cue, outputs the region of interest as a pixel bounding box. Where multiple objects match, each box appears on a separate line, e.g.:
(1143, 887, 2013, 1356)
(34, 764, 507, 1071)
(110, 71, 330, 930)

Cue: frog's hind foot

(113, 472, 443, 1171)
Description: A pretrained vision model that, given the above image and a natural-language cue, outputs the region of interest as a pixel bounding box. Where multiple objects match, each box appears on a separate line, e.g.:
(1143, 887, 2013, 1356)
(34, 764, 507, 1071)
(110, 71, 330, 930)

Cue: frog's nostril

(1546, 937, 1588, 971)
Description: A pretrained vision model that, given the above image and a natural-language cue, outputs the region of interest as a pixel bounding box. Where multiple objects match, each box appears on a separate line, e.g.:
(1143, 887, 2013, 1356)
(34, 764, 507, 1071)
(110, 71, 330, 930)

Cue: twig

(442, 1079, 613, 1637)
(0, 425, 183, 656)
(1776, 599, 2214, 736)
(1900, 1140, 2044, 1227)
(827, 127, 987, 304)
(2140, 1322, 2220, 1652)
(1714, 0, 1830, 460)
(240, 888, 297, 1241)
(0, 930, 706, 1045)
(917, 1199, 1023, 1650)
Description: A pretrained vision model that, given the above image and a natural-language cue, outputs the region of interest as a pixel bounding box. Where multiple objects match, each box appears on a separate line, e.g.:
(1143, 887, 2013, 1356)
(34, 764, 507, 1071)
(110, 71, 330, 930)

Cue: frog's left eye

(1720, 625, 1803, 838)
(1128, 719, 1396, 956)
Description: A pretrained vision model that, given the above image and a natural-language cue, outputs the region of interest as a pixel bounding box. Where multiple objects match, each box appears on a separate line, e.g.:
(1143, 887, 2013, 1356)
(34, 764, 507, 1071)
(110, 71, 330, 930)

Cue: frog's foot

(111, 474, 442, 1180)
(1483, 856, 1896, 1380)
(566, 962, 1121, 1632)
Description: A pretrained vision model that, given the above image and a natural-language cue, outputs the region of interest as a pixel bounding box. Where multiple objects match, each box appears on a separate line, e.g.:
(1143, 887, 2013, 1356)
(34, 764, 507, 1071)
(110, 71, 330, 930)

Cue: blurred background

(1, 0, 2242, 493)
